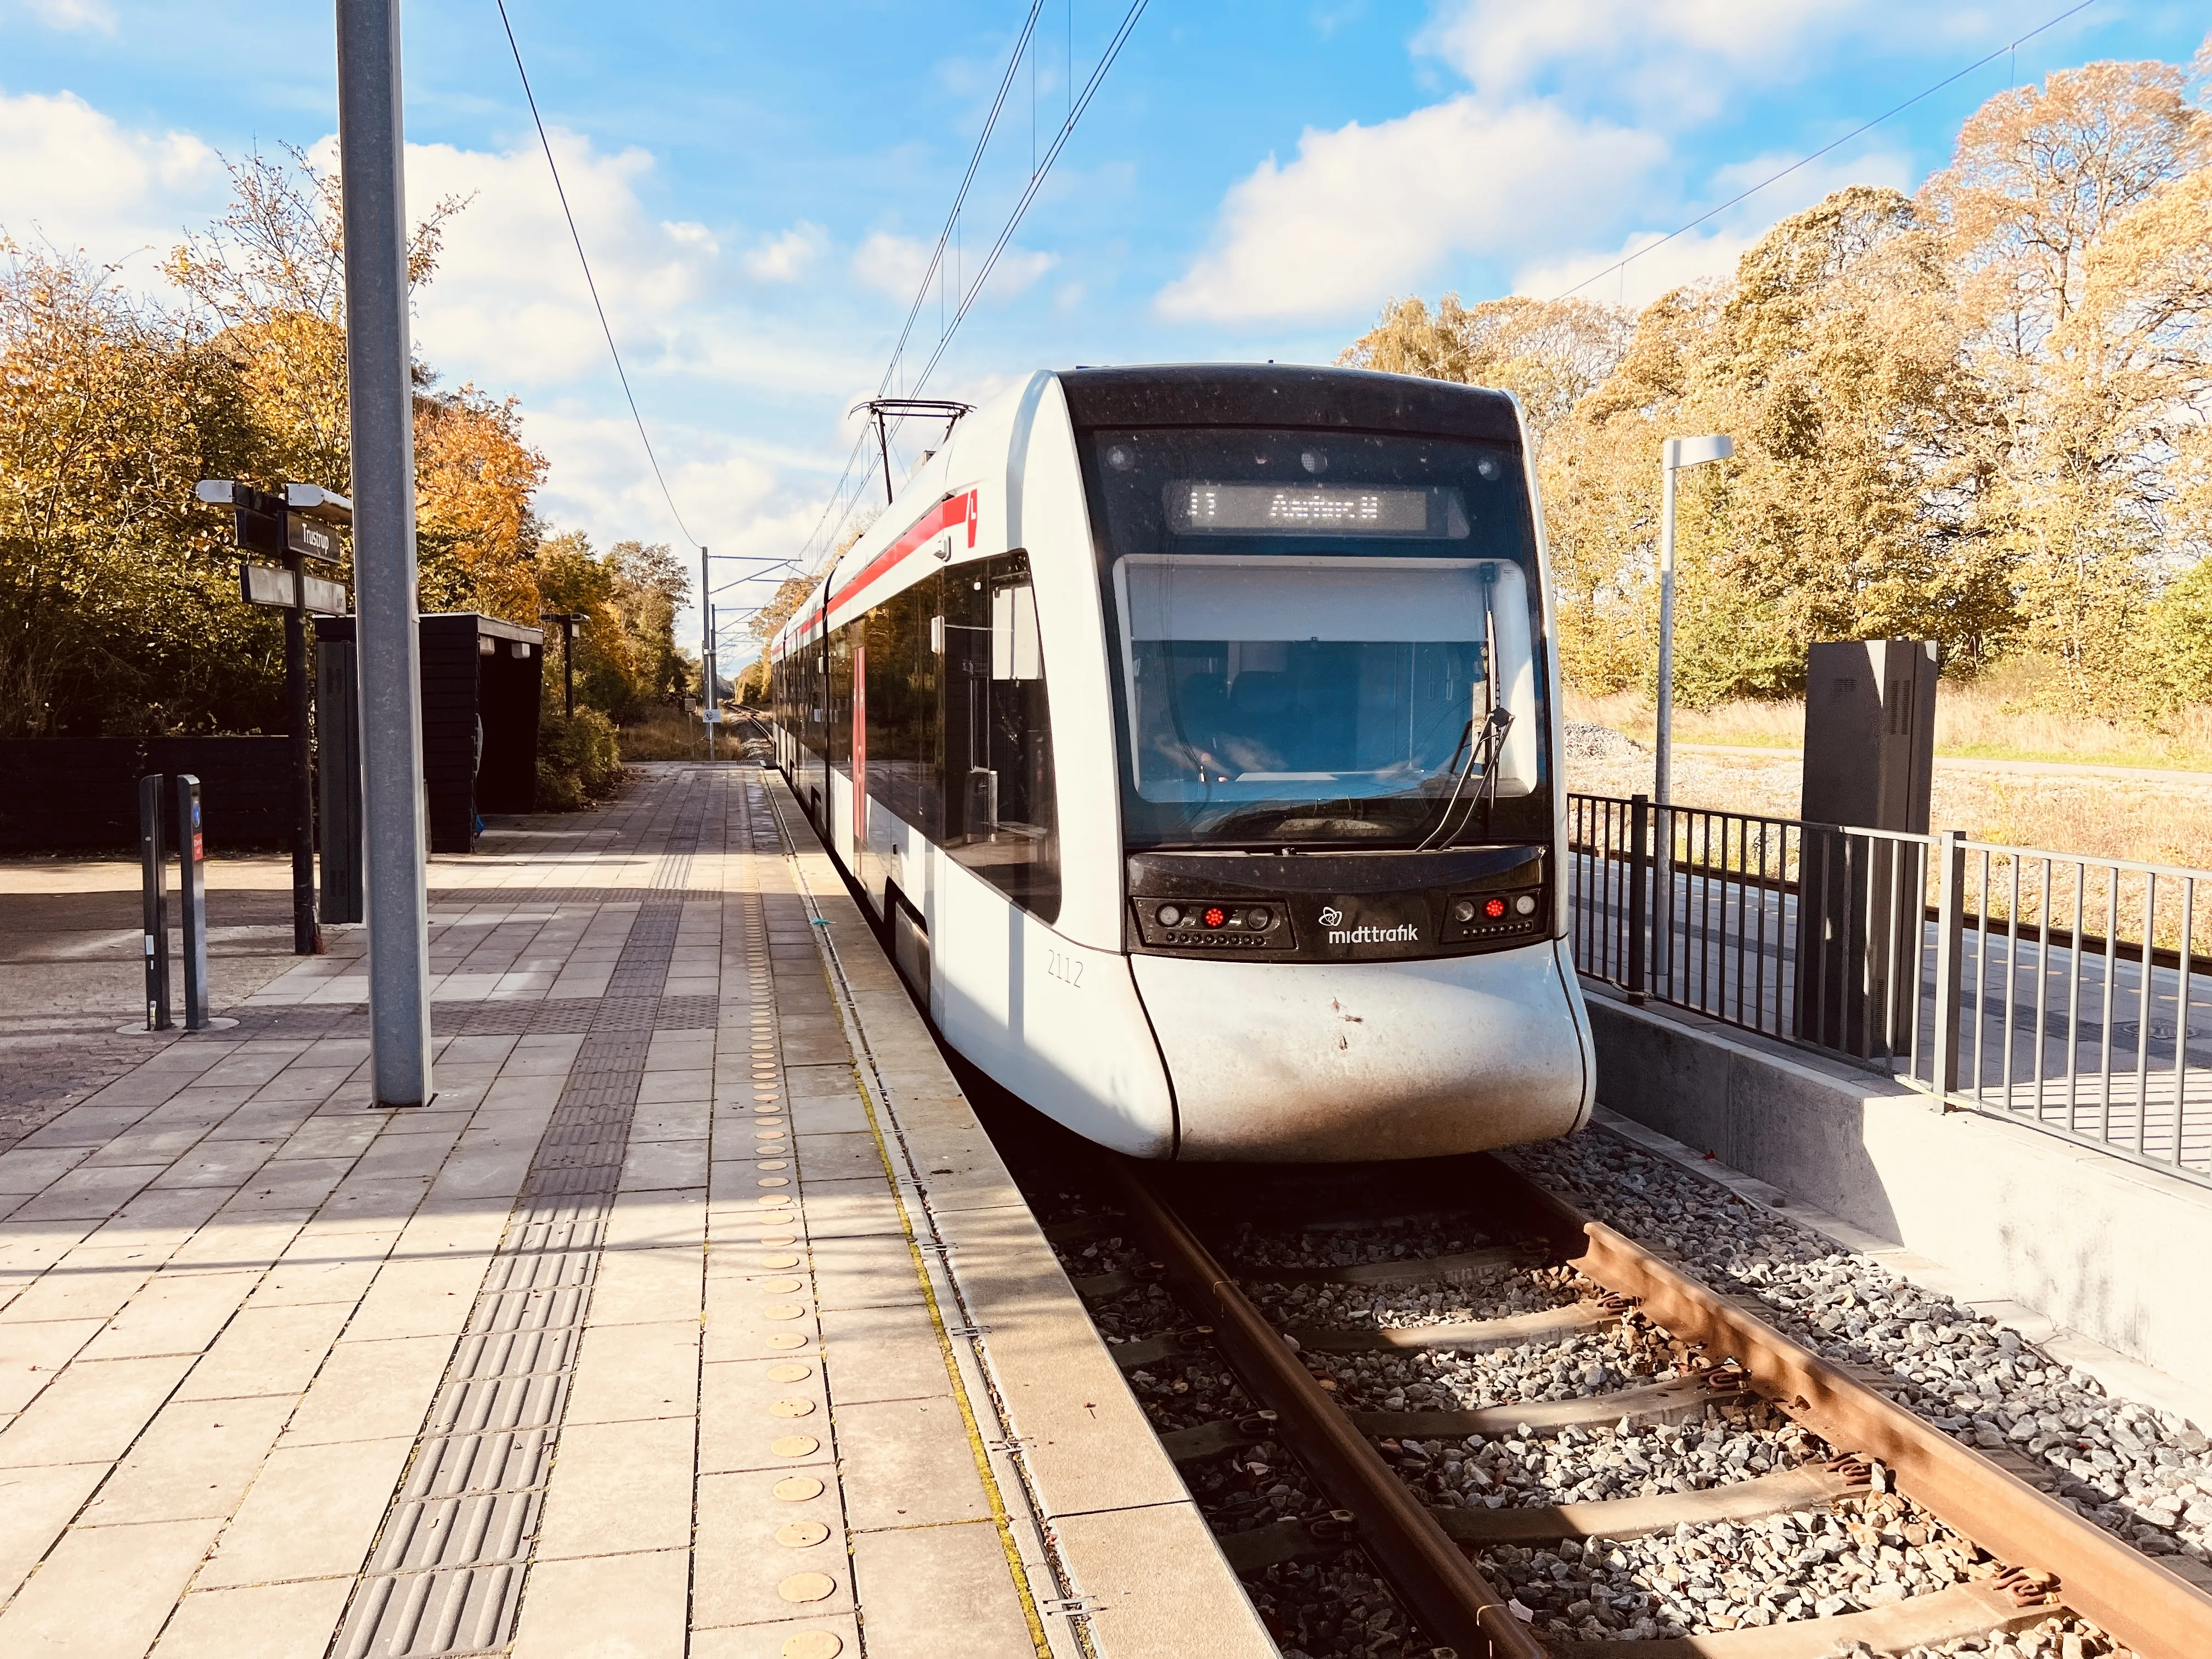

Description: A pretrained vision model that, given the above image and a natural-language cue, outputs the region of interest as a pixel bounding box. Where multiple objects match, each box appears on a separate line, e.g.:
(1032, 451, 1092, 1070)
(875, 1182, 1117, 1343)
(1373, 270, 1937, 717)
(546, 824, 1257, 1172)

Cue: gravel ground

(1026, 1192, 1435, 1658)
(1562, 722, 1644, 763)
(1503, 1127, 2212, 1568)
(1395, 1404, 1827, 1508)
(1476, 1491, 2128, 1654)
(1312, 1321, 1672, 1415)
(1226, 1214, 1497, 1268)
(1243, 1251, 1577, 1331)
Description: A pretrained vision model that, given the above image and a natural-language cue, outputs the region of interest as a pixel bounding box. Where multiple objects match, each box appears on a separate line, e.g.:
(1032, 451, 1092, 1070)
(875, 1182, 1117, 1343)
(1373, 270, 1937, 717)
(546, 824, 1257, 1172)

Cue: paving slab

(0, 765, 1267, 1658)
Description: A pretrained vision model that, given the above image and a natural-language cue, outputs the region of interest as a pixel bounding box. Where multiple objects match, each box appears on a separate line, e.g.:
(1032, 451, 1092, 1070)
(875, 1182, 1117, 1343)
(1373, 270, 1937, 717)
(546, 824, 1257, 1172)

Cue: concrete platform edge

(1581, 983, 2212, 1421)
(763, 774, 1276, 1659)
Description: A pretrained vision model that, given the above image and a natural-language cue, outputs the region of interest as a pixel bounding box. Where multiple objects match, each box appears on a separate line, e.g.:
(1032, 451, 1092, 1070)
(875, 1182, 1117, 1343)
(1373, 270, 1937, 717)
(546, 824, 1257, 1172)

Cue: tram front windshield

(1087, 428, 1547, 848)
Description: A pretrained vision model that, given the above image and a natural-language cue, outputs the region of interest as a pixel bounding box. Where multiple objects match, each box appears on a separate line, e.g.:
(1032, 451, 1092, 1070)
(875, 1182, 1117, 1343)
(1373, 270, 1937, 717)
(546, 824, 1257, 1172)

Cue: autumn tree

(0, 245, 276, 734)
(0, 147, 556, 736)
(1345, 46, 2212, 717)
(1920, 60, 2211, 709)
(535, 532, 691, 720)
(735, 573, 818, 701)
(1341, 294, 1633, 456)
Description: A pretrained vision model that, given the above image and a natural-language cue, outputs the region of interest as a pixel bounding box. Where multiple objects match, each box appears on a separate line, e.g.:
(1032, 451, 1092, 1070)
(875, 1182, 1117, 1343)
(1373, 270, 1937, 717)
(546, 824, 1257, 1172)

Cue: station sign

(286, 515, 341, 562)
(240, 563, 349, 614)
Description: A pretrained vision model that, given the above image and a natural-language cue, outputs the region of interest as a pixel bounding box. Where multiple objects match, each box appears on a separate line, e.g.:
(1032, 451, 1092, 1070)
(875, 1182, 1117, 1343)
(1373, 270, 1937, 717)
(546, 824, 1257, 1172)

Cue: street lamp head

(1664, 434, 1734, 470)
(284, 483, 353, 526)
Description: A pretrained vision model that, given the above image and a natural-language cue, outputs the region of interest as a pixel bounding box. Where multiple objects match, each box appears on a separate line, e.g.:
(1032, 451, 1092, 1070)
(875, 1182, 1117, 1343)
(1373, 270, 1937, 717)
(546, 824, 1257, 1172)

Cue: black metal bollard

(1626, 792, 1650, 1004)
(175, 774, 210, 1030)
(138, 774, 172, 1031)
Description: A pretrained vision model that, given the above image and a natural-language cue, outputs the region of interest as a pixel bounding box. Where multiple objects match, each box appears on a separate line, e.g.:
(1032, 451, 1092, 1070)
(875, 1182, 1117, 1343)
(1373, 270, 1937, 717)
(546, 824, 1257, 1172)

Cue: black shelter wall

(475, 636, 543, 814)
(419, 617, 482, 855)
(0, 737, 292, 853)
(315, 613, 546, 857)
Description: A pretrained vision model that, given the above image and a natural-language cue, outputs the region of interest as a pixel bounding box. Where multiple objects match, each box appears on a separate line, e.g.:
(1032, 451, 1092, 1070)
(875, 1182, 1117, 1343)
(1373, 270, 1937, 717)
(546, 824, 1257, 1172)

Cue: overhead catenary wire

(797, 0, 1149, 575)
(1554, 0, 2103, 303)
(790, 2, 1054, 572)
(494, 0, 701, 549)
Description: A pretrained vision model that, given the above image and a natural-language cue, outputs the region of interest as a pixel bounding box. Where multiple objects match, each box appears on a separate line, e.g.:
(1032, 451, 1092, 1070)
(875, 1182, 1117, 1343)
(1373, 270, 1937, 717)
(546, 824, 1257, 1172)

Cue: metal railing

(1567, 792, 2212, 1188)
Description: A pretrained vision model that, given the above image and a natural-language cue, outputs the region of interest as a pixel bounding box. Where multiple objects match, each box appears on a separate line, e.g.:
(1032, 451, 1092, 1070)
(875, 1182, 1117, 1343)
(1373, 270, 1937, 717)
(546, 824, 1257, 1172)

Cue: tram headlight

(1451, 899, 1477, 924)
(1513, 893, 1538, 916)
(1156, 904, 1183, 927)
(1245, 906, 1272, 930)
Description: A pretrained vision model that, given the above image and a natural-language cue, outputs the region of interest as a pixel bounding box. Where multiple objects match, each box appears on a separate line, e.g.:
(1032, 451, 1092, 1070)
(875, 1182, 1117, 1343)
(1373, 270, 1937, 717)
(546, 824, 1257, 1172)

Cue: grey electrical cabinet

(1795, 639, 1939, 1055)
(1799, 639, 1938, 831)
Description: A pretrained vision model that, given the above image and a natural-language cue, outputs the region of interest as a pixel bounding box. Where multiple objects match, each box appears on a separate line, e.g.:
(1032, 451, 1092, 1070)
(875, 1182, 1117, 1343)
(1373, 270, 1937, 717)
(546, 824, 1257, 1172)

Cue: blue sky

(3, 1, 2205, 663)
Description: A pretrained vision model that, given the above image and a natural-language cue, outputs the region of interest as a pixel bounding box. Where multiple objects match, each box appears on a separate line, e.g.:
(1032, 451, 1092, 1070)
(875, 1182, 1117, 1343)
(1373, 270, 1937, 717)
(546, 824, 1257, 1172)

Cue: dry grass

(614, 706, 713, 763)
(1566, 665, 2212, 772)
(1564, 745, 2212, 874)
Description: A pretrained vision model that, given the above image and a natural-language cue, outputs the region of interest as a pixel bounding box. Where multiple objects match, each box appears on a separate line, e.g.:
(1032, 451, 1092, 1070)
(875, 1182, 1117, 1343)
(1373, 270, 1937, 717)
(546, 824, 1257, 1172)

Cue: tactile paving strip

(332, 774, 715, 1659)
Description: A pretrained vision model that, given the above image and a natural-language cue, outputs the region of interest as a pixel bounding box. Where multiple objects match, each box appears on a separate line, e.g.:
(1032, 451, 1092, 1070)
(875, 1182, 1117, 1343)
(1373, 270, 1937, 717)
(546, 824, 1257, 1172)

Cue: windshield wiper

(1413, 706, 1514, 853)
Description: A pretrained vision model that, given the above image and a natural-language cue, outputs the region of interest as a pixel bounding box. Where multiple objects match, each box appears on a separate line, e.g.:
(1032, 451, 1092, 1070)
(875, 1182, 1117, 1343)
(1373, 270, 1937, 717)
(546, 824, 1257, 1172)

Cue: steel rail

(1471, 1154, 2212, 1659)
(1108, 1160, 1546, 1659)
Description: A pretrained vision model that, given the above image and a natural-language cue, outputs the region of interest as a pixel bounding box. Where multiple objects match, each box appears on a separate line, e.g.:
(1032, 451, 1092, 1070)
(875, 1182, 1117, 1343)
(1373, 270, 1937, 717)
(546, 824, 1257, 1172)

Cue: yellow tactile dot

(783, 1630, 843, 1658)
(774, 1475, 825, 1502)
(776, 1521, 831, 1548)
(759, 1254, 802, 1270)
(768, 1362, 812, 1381)
(772, 1434, 820, 1457)
(770, 1398, 815, 1418)
(758, 1177, 790, 1189)
(756, 1195, 792, 1209)
(757, 1159, 789, 1171)
(761, 1304, 805, 1321)
(758, 1276, 803, 1293)
(778, 1573, 837, 1604)
(764, 1333, 806, 1351)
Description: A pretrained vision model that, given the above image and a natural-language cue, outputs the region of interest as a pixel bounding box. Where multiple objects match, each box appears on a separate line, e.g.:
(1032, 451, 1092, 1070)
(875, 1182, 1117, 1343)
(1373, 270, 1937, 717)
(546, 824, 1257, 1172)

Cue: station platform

(0, 765, 1271, 1659)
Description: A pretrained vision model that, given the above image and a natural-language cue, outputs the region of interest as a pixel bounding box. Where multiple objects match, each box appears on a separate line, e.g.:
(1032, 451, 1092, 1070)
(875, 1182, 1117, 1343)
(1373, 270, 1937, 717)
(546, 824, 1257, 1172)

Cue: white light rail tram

(768, 365, 1592, 1160)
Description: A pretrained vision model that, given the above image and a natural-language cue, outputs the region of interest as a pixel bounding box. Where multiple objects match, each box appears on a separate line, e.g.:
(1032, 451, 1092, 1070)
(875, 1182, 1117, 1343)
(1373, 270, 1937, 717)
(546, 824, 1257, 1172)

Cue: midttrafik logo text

(1318, 904, 1419, 945)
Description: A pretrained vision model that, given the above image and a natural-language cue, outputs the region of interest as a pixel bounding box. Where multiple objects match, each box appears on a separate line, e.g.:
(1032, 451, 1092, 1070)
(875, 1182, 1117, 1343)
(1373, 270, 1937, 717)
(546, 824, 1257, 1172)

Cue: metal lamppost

(337, 0, 434, 1108)
(539, 612, 581, 717)
(699, 547, 716, 763)
(1655, 433, 1734, 807)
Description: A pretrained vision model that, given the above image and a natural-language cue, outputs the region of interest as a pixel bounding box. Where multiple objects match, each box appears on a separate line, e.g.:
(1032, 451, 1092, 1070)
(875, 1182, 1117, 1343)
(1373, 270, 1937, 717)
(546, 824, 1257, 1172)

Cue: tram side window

(827, 628, 853, 774)
(862, 572, 943, 839)
(943, 551, 1058, 922)
(796, 636, 828, 760)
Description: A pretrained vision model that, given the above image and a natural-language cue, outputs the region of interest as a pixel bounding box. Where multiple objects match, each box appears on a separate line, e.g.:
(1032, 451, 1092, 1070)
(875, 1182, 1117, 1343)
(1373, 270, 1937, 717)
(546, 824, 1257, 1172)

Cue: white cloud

(742, 221, 827, 282)
(24, 0, 116, 32)
(1421, 0, 1858, 99)
(0, 89, 221, 259)
(1156, 98, 1662, 324)
(852, 230, 932, 300)
(1513, 145, 1912, 306)
(351, 129, 718, 387)
(850, 228, 1054, 311)
(982, 246, 1056, 298)
(1416, 0, 1992, 125)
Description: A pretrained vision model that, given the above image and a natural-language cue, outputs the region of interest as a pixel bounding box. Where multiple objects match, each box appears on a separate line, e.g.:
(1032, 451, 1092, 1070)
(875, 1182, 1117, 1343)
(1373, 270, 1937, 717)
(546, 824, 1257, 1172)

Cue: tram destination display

(1167, 482, 1468, 538)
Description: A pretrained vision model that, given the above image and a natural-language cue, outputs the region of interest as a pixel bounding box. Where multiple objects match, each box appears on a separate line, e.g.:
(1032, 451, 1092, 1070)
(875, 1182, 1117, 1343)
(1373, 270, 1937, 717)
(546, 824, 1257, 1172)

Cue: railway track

(1027, 1143, 2212, 1659)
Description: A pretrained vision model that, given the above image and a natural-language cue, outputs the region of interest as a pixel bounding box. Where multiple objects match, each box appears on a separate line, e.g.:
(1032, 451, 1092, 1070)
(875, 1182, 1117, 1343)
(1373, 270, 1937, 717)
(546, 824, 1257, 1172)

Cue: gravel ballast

(1503, 1127, 2212, 1568)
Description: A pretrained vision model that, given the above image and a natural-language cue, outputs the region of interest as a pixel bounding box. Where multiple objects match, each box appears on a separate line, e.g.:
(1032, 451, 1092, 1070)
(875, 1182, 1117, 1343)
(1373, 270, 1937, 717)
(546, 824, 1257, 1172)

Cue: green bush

(535, 707, 623, 811)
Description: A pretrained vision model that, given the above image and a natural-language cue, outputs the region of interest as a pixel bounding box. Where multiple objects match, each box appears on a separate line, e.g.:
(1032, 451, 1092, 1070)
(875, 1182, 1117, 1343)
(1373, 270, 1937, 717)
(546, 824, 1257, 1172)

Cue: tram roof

(1057, 363, 1522, 445)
